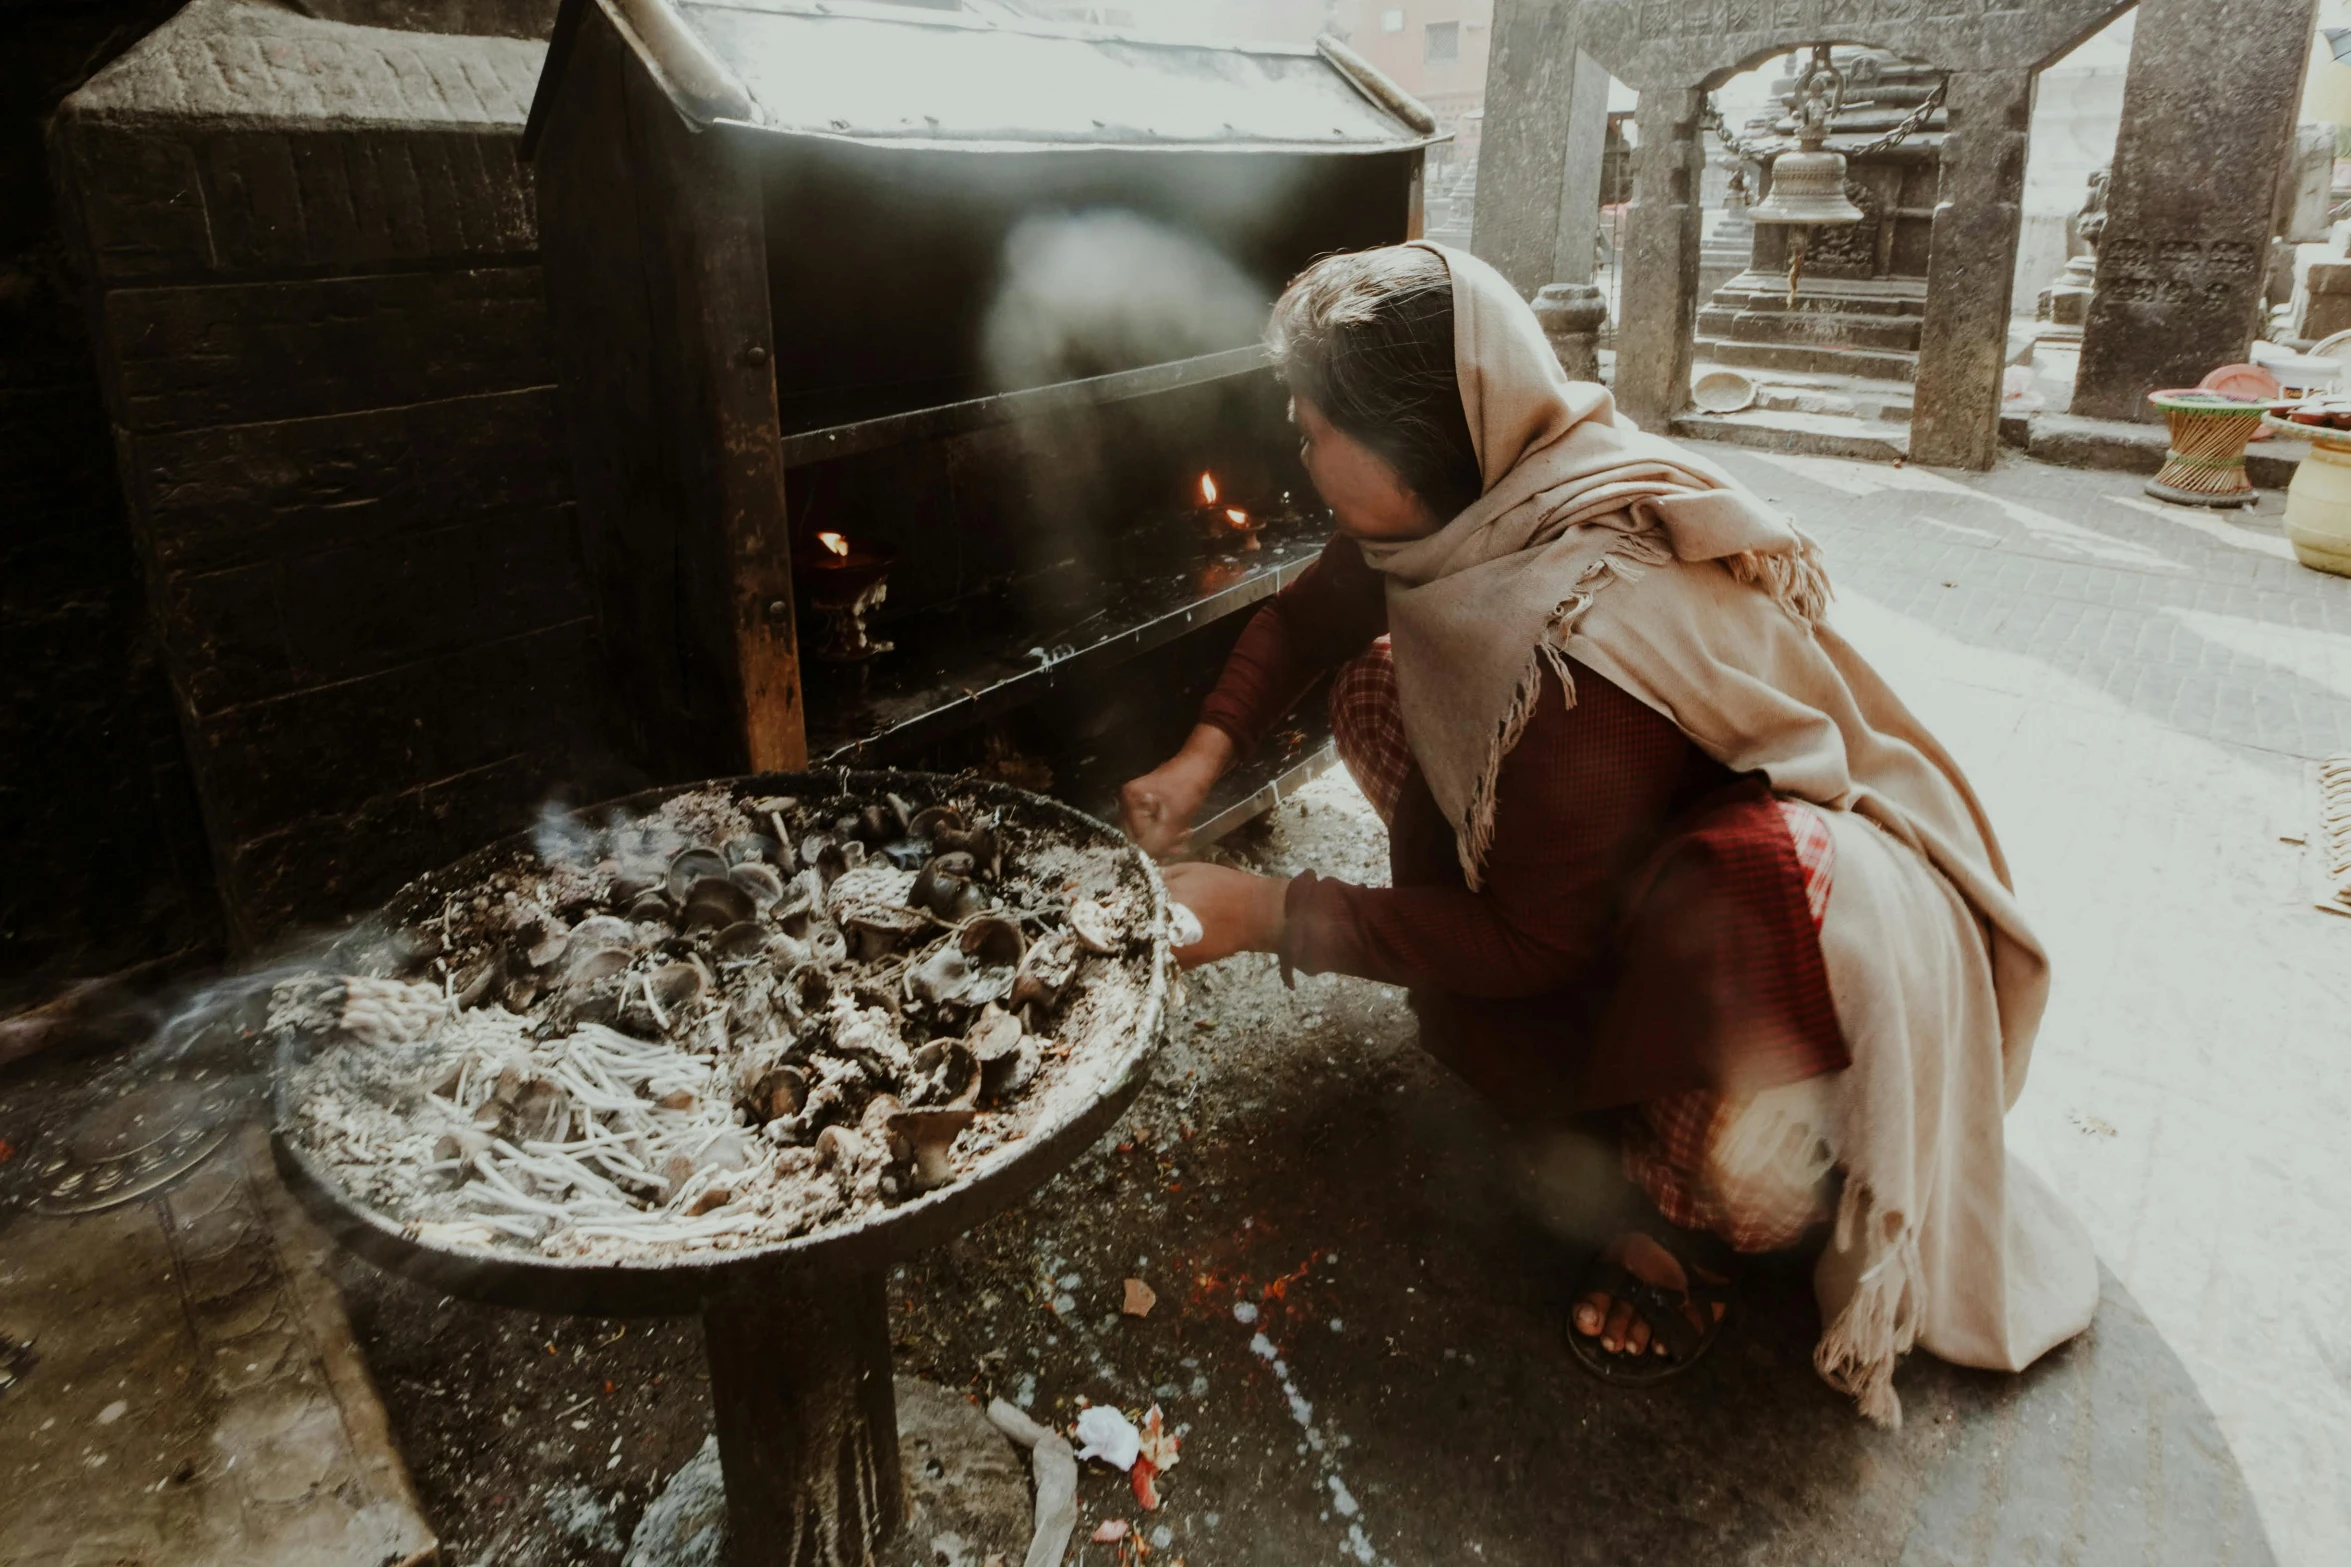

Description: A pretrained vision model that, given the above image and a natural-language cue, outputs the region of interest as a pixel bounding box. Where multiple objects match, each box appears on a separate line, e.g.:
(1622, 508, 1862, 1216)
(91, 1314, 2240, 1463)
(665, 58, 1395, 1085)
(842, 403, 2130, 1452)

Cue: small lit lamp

(1193, 472, 1264, 552)
(1747, 44, 1866, 303)
(804, 530, 896, 662)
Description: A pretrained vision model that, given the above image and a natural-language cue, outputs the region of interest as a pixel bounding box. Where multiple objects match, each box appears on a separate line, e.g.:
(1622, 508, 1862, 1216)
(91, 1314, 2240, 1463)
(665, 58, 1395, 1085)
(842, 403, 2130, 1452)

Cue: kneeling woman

(1122, 244, 2096, 1423)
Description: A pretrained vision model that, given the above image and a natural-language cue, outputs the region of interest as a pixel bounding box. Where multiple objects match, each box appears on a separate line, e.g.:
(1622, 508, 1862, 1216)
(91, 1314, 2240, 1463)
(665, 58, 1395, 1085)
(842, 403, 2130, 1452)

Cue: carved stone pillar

(1911, 68, 2034, 470)
(1612, 86, 1705, 432)
(2072, 0, 2316, 421)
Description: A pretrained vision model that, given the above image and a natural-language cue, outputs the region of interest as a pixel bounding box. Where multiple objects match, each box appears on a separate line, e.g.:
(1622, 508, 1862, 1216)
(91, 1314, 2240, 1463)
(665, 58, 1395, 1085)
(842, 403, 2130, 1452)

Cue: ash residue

(278, 783, 1164, 1260)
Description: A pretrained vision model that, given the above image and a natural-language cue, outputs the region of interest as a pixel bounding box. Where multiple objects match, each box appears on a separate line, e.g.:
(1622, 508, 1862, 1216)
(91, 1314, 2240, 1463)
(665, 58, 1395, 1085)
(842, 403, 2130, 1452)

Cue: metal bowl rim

(268, 768, 1171, 1305)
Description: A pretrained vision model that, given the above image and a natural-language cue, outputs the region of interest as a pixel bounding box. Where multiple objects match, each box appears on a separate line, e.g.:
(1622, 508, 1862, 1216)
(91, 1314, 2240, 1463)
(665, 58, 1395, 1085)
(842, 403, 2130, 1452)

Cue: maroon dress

(1197, 536, 1846, 1127)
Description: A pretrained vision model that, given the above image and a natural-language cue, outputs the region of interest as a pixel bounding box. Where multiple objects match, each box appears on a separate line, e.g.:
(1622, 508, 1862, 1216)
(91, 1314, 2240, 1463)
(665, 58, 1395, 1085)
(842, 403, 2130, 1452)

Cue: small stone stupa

(1693, 46, 1946, 384)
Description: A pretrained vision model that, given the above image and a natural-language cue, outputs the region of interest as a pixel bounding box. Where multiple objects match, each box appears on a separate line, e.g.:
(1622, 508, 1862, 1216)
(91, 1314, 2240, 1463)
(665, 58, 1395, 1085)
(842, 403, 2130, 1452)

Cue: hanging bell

(1749, 42, 1865, 228)
(1749, 146, 1865, 226)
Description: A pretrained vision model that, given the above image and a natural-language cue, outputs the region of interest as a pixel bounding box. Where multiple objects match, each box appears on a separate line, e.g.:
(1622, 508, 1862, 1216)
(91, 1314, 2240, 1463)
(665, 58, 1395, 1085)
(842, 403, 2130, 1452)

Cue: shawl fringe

(1726, 531, 1835, 626)
(1455, 531, 1674, 888)
(1813, 1177, 1924, 1430)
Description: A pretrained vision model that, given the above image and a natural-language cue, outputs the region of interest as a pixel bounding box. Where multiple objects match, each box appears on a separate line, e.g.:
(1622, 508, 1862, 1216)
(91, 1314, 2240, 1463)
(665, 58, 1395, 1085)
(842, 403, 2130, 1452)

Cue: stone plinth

(1533, 282, 1609, 382)
(2072, 0, 2317, 421)
(2038, 252, 2098, 334)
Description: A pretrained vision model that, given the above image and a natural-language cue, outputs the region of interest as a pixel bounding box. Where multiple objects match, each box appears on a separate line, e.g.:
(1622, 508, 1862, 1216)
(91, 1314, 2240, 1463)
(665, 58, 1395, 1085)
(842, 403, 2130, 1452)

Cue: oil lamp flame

(1224, 508, 1248, 525)
(1198, 473, 1218, 505)
(816, 531, 850, 558)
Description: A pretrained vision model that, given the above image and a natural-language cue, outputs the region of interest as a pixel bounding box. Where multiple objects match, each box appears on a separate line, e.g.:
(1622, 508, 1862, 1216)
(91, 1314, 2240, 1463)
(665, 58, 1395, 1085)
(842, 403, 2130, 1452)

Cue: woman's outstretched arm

(1122, 534, 1386, 856)
(1176, 667, 1705, 998)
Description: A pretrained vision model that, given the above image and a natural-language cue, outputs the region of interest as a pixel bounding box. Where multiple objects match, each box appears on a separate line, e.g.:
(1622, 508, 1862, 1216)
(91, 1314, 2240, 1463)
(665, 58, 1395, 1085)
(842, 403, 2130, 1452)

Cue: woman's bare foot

(1572, 1231, 1728, 1356)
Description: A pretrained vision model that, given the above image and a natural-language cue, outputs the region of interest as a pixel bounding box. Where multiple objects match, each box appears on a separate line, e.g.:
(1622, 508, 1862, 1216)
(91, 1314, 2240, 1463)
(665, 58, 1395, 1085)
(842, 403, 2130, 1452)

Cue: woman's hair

(1268, 246, 1485, 521)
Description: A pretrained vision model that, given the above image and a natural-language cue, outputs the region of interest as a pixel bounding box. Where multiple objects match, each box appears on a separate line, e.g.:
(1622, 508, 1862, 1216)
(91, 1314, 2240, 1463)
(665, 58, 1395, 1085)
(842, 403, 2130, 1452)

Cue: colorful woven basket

(2145, 389, 2273, 508)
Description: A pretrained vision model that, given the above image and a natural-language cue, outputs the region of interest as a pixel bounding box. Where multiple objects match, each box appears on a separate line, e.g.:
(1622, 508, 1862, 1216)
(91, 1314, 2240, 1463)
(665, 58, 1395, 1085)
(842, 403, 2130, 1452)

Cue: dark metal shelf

(775, 345, 1274, 468)
(1194, 728, 1338, 844)
(803, 511, 1328, 764)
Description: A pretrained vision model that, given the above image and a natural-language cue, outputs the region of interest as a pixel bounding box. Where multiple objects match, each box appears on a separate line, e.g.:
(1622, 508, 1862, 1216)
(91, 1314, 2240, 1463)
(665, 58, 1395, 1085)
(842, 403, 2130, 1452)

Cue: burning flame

(1198, 473, 1218, 505)
(1224, 508, 1249, 526)
(816, 531, 850, 558)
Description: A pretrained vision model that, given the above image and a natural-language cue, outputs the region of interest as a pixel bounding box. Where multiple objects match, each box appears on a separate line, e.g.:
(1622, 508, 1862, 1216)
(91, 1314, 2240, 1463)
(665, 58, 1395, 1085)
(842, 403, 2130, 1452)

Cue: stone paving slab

(0, 1122, 437, 1567)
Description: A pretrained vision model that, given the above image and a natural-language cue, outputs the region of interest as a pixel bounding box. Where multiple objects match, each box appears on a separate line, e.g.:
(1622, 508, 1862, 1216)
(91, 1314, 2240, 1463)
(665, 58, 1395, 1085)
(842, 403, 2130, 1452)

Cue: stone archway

(1478, 0, 2145, 468)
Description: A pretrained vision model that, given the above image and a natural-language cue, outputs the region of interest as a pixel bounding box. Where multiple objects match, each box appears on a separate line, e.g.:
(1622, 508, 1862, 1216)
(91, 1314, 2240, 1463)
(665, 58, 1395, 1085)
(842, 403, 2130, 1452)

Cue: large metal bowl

(269, 770, 1174, 1317)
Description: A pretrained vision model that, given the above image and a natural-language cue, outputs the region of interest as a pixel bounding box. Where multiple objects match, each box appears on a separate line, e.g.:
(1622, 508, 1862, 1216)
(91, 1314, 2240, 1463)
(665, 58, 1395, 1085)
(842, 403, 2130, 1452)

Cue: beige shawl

(1376, 244, 2097, 1424)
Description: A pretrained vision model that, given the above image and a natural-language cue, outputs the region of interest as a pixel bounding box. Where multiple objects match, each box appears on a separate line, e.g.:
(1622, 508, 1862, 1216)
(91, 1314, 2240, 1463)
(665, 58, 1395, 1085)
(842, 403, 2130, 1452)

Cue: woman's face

(1293, 394, 1441, 544)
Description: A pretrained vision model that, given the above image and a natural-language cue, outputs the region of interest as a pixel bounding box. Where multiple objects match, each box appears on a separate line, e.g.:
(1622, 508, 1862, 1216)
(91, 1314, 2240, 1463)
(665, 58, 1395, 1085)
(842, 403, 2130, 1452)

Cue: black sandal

(1566, 1241, 1732, 1386)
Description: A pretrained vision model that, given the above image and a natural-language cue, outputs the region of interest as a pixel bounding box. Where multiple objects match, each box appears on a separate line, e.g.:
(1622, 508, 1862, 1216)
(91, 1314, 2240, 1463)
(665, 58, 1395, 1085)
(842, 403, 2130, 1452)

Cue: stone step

(1701, 284, 1927, 321)
(1696, 337, 1919, 382)
(1671, 408, 1911, 464)
(1695, 308, 1924, 352)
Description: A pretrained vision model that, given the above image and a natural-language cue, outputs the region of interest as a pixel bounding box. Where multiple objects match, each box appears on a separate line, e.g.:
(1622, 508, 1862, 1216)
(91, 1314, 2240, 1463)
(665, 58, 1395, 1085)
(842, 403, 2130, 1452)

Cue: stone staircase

(1694, 271, 1927, 382)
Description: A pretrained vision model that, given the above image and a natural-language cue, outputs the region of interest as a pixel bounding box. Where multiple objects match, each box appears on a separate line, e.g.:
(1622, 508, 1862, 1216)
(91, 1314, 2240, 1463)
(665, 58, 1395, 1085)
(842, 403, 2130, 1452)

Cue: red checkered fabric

(1330, 638, 1411, 827)
(1777, 799, 1836, 926)
(1204, 533, 1850, 1252)
(1622, 801, 1838, 1253)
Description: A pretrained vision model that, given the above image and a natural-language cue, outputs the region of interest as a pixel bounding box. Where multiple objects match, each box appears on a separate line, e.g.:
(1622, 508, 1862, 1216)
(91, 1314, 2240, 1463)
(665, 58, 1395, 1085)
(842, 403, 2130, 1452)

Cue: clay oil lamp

(804, 529, 897, 661)
(1192, 472, 1265, 554)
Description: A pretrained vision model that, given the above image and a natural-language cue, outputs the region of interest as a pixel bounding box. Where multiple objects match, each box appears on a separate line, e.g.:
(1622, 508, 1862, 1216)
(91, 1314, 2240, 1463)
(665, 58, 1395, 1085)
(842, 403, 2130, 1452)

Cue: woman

(1122, 244, 2096, 1423)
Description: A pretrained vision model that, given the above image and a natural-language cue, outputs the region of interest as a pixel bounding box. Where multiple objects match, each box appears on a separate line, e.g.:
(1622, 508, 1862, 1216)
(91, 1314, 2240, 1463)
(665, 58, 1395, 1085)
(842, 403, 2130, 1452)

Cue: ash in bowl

(275, 784, 1159, 1259)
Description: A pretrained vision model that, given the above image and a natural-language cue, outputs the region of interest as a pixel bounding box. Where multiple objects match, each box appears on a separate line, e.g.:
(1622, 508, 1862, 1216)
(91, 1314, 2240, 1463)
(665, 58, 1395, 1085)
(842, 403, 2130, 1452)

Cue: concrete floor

(5, 448, 2343, 1567)
(875, 449, 2350, 1567)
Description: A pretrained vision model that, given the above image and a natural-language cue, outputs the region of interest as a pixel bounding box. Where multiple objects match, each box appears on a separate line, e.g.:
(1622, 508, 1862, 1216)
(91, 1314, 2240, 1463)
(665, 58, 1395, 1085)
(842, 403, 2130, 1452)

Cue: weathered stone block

(2072, 0, 2316, 421)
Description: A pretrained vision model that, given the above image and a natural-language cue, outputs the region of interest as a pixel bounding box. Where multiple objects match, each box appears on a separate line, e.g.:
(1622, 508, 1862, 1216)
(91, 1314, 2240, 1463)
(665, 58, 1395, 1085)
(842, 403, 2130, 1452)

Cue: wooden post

(701, 1268, 904, 1567)
(532, 2, 807, 779)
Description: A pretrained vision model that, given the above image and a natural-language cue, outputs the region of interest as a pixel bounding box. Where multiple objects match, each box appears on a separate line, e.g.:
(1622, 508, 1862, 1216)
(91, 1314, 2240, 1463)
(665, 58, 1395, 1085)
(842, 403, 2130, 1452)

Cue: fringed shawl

(1363, 244, 2097, 1423)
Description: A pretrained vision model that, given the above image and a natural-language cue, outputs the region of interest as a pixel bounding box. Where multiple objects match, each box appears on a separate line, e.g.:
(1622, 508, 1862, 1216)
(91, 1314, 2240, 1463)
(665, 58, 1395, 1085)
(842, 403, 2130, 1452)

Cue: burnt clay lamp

(1193, 472, 1265, 553)
(805, 529, 896, 661)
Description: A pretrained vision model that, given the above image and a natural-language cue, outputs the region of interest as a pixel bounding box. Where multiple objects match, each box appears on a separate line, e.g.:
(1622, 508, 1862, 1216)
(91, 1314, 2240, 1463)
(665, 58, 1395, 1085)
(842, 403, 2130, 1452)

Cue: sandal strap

(1575, 1257, 1716, 1362)
(1612, 1278, 1705, 1361)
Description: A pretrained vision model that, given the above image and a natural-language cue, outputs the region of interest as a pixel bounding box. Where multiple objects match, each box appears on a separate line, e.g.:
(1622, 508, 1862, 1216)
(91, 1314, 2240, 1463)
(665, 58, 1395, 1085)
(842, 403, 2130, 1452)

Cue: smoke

(532, 797, 600, 871)
(981, 208, 1270, 392)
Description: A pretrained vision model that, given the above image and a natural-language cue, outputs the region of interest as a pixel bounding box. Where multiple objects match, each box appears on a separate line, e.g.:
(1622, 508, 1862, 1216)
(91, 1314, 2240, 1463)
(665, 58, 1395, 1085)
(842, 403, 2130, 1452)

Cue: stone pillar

(1612, 86, 1705, 432)
(1472, 0, 1613, 294)
(1911, 69, 2034, 471)
(2071, 0, 2316, 421)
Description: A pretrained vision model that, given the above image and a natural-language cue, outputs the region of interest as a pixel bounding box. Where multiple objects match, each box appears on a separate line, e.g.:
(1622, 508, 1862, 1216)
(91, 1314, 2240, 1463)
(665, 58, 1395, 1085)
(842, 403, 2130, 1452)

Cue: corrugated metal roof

(581, 0, 1440, 152)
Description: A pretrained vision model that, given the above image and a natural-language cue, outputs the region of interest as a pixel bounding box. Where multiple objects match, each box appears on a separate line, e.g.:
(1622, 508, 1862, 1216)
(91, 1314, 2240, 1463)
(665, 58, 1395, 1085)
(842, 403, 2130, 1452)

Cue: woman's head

(1269, 246, 1484, 544)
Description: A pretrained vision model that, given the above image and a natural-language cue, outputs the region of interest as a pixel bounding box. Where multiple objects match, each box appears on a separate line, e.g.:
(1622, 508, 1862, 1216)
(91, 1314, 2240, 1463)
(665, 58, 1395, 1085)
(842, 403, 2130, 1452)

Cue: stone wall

(52, 0, 619, 944)
(1, 0, 221, 1019)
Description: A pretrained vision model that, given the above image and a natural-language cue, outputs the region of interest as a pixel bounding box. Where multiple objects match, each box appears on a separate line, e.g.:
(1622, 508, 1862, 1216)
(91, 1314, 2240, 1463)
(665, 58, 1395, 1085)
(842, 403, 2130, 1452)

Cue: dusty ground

(8, 447, 2340, 1567)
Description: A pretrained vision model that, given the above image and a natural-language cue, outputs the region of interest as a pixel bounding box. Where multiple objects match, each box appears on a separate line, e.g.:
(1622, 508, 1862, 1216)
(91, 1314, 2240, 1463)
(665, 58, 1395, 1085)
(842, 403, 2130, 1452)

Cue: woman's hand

(1120, 726, 1235, 859)
(1162, 862, 1290, 968)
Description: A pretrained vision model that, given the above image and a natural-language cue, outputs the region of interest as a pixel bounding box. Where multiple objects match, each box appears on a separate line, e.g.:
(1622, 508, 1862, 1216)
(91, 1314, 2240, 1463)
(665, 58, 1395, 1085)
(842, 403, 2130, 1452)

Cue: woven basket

(2145, 389, 2272, 507)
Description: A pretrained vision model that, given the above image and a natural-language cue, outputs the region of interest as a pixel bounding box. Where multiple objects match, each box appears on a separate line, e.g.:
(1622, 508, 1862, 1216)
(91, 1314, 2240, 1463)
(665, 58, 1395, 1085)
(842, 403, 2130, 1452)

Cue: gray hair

(1267, 247, 1484, 520)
